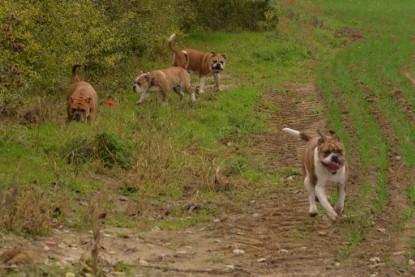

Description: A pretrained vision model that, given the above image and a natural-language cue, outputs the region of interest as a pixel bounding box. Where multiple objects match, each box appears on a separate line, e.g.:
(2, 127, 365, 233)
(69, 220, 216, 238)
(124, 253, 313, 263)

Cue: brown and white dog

(168, 33, 226, 94)
(67, 64, 97, 122)
(132, 53, 195, 105)
(282, 128, 348, 222)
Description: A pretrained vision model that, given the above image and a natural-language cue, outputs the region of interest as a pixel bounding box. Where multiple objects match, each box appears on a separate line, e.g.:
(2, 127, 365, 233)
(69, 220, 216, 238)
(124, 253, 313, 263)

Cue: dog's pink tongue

(329, 162, 340, 170)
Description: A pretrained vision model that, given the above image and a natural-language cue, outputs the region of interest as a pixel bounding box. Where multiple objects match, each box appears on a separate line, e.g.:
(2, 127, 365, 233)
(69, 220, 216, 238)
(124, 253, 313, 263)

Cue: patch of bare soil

(254, 83, 328, 170)
(333, 27, 365, 42)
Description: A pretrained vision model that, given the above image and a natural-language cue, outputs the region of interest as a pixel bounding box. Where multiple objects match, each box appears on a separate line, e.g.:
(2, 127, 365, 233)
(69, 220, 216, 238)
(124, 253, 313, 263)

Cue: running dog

(282, 128, 348, 222)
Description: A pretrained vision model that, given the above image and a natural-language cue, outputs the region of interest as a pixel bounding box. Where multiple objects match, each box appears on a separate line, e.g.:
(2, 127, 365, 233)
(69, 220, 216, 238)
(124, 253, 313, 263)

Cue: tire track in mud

(231, 83, 348, 276)
(254, 83, 328, 170)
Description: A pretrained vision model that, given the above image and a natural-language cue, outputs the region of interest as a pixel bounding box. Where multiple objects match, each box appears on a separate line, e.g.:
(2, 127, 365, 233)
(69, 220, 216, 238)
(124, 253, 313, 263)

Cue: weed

(206, 256, 225, 264)
(62, 130, 133, 169)
(106, 212, 137, 228)
(155, 210, 215, 231)
(290, 224, 306, 240)
(114, 261, 132, 274)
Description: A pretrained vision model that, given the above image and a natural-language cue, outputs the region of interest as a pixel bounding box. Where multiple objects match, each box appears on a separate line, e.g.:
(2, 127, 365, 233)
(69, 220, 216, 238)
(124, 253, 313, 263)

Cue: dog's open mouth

(323, 161, 341, 174)
(212, 68, 222, 74)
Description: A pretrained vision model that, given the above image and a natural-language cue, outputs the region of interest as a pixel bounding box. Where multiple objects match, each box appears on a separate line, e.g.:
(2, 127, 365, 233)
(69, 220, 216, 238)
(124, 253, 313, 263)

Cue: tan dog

(168, 33, 226, 94)
(282, 128, 348, 222)
(132, 53, 195, 105)
(66, 64, 97, 122)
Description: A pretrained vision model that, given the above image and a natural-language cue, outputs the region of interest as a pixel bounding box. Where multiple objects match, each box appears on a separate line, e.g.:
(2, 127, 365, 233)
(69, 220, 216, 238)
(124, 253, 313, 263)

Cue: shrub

(0, 0, 121, 102)
(63, 131, 133, 169)
(187, 0, 278, 31)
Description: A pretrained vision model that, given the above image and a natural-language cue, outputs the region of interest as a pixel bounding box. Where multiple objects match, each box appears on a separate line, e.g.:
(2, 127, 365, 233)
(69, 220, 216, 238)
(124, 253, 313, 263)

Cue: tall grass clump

(0, 186, 67, 236)
(63, 130, 133, 170)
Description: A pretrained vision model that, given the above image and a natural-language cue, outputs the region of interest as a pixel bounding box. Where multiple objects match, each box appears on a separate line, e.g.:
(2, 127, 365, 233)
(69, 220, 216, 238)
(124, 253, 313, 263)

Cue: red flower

(315, 6, 321, 11)
(225, 153, 232, 158)
(309, 37, 315, 41)
(173, 123, 178, 129)
(107, 101, 115, 106)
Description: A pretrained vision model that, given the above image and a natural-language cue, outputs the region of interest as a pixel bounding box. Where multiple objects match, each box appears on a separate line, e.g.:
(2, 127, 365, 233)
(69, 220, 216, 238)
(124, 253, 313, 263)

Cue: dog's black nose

(75, 113, 81, 121)
(332, 155, 340, 163)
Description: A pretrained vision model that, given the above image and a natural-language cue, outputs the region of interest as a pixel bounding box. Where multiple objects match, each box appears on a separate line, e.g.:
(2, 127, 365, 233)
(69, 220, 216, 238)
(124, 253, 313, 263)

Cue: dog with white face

(282, 128, 348, 222)
(168, 33, 226, 94)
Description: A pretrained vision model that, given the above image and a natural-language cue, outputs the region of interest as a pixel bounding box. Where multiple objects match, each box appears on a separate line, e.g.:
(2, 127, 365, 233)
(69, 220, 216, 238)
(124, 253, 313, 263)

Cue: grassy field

(0, 26, 321, 236)
(314, 0, 415, 258)
(1, 0, 415, 275)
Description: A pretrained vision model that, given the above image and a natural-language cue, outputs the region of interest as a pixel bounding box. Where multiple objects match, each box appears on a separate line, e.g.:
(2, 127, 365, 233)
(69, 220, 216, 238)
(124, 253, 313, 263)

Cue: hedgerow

(0, 0, 277, 103)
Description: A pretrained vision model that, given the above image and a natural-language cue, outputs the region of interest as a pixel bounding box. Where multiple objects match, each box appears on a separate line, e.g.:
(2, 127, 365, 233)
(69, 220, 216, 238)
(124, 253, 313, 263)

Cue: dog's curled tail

(168, 33, 178, 54)
(182, 51, 189, 70)
(72, 64, 81, 83)
(282, 127, 311, 142)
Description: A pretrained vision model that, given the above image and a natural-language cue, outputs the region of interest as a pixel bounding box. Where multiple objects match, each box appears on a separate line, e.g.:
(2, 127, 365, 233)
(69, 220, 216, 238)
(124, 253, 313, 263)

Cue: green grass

(0, 27, 317, 236)
(313, 0, 415, 256)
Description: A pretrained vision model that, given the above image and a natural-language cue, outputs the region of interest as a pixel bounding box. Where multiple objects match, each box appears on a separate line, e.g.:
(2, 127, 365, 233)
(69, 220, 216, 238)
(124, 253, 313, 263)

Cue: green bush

(63, 131, 133, 169)
(188, 0, 278, 31)
(0, 0, 121, 101)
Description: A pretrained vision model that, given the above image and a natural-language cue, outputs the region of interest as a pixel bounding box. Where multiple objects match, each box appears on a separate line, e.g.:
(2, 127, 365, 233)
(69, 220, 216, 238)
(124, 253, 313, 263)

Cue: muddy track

(254, 83, 328, 170)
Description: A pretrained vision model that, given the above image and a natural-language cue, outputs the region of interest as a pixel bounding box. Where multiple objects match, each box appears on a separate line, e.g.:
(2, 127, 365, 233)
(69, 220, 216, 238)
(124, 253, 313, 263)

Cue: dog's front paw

(309, 206, 318, 217)
(309, 211, 318, 217)
(335, 205, 343, 215)
(136, 101, 143, 105)
(215, 86, 223, 92)
(327, 212, 339, 222)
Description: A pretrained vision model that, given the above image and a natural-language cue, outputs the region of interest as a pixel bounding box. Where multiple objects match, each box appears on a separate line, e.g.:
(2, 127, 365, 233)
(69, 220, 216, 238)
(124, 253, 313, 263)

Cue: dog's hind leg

(184, 83, 196, 102)
(173, 86, 185, 104)
(315, 182, 338, 222)
(304, 172, 318, 217)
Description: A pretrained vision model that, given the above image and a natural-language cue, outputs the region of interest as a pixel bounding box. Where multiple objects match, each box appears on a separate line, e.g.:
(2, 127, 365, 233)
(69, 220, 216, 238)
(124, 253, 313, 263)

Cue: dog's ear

(317, 129, 326, 145)
(221, 53, 227, 60)
(86, 97, 92, 104)
(146, 74, 158, 85)
(210, 52, 216, 57)
(144, 74, 152, 83)
(329, 130, 340, 141)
